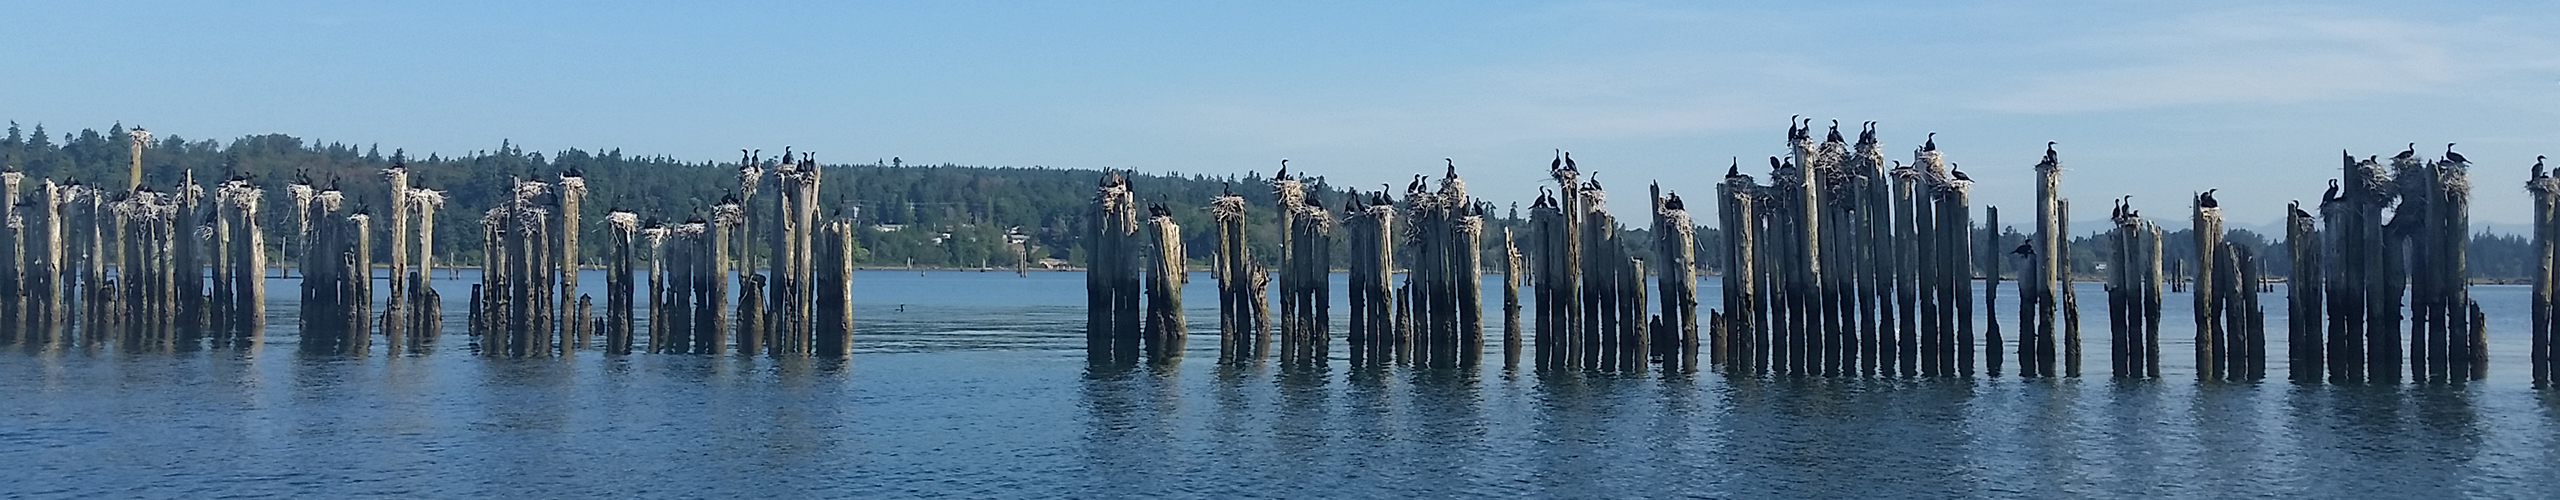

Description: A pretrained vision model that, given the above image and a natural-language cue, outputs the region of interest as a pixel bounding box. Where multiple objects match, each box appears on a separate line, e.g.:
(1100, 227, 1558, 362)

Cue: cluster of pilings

(1085, 172, 1156, 364)
(2189, 191, 2267, 380)
(473, 176, 565, 356)
(1397, 165, 1486, 368)
(1342, 189, 1395, 363)
(1, 132, 272, 351)
(1528, 158, 1659, 372)
(377, 165, 444, 354)
(2309, 147, 2481, 383)
(1650, 183, 1701, 372)
(2017, 146, 2065, 376)
(1275, 171, 1333, 366)
(1211, 192, 1270, 362)
(1713, 121, 1979, 377)
(2103, 199, 2165, 378)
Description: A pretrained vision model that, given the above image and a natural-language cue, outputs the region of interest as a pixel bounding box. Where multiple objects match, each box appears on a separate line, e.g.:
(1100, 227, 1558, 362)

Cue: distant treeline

(0, 121, 2533, 279)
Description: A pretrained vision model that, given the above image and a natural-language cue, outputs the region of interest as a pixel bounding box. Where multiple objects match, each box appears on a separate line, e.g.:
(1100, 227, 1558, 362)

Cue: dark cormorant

(1278, 159, 1290, 179)
(2537, 156, 2549, 178)
(1564, 151, 1577, 171)
(1552, 149, 1562, 172)
(1148, 203, 1170, 218)
(1666, 192, 1684, 211)
(2291, 202, 2313, 220)
(1726, 157, 1741, 178)
(1826, 119, 1843, 143)
(2043, 141, 2058, 163)
(2323, 179, 2342, 202)
(1769, 156, 1784, 171)
(1923, 132, 1937, 152)
(1222, 181, 1233, 197)
(2396, 143, 2416, 161)
(1951, 166, 1971, 182)
(1445, 157, 1456, 176)
(2012, 241, 2034, 257)
(2446, 143, 2467, 164)
(2199, 189, 2219, 208)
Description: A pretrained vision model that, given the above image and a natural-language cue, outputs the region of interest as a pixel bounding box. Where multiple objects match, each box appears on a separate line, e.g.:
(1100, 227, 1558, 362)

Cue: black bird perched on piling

(2536, 155, 2548, 178)
(1278, 159, 1290, 179)
(2397, 143, 2417, 161)
(1147, 203, 1170, 218)
(2012, 241, 2034, 257)
(2291, 201, 2312, 220)
(1666, 191, 1684, 211)
(1769, 156, 1784, 172)
(1827, 120, 1844, 143)
(2199, 189, 2219, 208)
(1951, 164, 1972, 182)
(1552, 149, 1563, 172)
(2446, 143, 2467, 163)
(2044, 141, 2059, 163)
(1726, 157, 1741, 178)
(2323, 179, 2342, 203)
(1564, 151, 1578, 171)
(1924, 132, 1938, 152)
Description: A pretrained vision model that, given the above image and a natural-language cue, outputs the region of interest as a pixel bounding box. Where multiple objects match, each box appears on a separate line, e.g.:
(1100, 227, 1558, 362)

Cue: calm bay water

(5, 270, 2560, 498)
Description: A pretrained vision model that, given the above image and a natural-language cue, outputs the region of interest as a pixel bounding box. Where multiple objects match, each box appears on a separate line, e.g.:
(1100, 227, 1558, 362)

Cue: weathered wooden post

(606, 210, 639, 354)
(2030, 144, 2064, 378)
(733, 152, 765, 353)
(1502, 228, 1523, 368)
(814, 219, 855, 357)
(1086, 172, 1142, 362)
(1653, 183, 1698, 372)
(2054, 199, 2070, 376)
(1140, 204, 1185, 365)
(1984, 206, 2003, 376)
(2288, 201, 2325, 381)
(2532, 161, 2556, 384)
(557, 171, 586, 351)
(1718, 164, 1761, 371)
(2193, 190, 2224, 380)
(1211, 193, 1253, 363)
(641, 223, 669, 354)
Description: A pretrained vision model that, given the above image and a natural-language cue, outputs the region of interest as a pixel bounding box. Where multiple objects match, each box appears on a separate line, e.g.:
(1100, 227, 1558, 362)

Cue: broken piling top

(1209, 194, 1248, 223)
(711, 200, 746, 227)
(220, 178, 262, 211)
(2349, 155, 2396, 202)
(605, 210, 641, 232)
(2435, 149, 2474, 205)
(407, 188, 446, 211)
(1094, 172, 1139, 235)
(558, 171, 587, 195)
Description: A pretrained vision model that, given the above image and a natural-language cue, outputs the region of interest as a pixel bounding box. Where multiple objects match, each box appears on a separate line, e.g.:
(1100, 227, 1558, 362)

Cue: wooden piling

(1141, 206, 1185, 365)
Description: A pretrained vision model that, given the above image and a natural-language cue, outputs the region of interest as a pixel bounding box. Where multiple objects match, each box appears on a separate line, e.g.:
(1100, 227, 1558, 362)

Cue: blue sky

(6, 1, 2557, 231)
